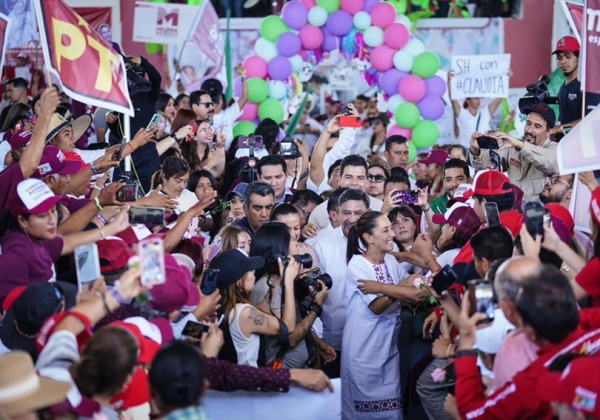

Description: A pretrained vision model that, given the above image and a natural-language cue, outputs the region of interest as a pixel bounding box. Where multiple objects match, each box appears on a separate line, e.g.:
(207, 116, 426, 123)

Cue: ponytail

(150, 170, 163, 191)
(346, 225, 362, 263)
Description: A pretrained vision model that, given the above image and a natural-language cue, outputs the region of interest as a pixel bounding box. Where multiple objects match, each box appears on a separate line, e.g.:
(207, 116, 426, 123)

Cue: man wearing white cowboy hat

(0, 351, 71, 419)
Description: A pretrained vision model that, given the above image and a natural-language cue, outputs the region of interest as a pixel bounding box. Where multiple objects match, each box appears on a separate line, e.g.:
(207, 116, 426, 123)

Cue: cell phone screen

(201, 269, 220, 295)
(468, 280, 495, 324)
(525, 202, 545, 237)
(484, 202, 500, 227)
(140, 238, 166, 286)
(182, 320, 209, 340)
(476, 136, 499, 150)
(117, 184, 138, 203)
(146, 113, 162, 130)
(75, 243, 101, 291)
(129, 207, 165, 226)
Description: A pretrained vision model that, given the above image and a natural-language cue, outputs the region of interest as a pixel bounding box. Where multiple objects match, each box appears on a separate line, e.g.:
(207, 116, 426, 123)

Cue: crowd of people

(0, 31, 598, 420)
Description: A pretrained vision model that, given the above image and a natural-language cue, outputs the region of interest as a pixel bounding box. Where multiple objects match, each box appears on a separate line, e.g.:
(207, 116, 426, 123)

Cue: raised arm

(447, 70, 461, 116)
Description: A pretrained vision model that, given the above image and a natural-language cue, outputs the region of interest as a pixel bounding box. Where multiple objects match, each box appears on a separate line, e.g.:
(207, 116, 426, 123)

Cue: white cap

(475, 309, 515, 354)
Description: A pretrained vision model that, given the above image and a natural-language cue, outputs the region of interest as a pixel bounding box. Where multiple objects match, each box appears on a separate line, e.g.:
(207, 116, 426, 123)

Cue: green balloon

(394, 103, 421, 129)
(258, 99, 285, 124)
(316, 0, 341, 14)
(386, 0, 407, 15)
(233, 121, 257, 138)
(248, 78, 269, 104)
(408, 140, 417, 163)
(260, 16, 289, 43)
(412, 121, 439, 149)
(412, 52, 441, 79)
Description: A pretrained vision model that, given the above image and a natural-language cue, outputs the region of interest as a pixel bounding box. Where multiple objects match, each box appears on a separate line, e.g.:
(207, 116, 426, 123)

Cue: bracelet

(446, 343, 455, 359)
(101, 293, 112, 314)
(112, 290, 127, 305)
(99, 228, 106, 239)
(96, 214, 108, 225)
(240, 76, 246, 82)
(422, 206, 430, 212)
(309, 302, 323, 316)
(93, 196, 103, 211)
(455, 349, 478, 359)
(93, 184, 103, 192)
(90, 163, 100, 174)
(170, 133, 178, 141)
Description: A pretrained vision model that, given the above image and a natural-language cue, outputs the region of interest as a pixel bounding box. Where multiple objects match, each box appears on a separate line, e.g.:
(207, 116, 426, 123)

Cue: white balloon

(395, 15, 411, 28)
(289, 54, 303, 73)
(255, 38, 278, 62)
(268, 80, 287, 100)
(307, 6, 328, 27)
(387, 94, 405, 114)
(403, 38, 426, 58)
(353, 11, 372, 31)
(393, 50, 414, 72)
(363, 26, 384, 48)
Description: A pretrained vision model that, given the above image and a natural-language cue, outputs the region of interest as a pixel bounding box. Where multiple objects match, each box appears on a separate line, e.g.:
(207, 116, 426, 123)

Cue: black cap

(201, 78, 223, 103)
(209, 249, 265, 288)
(522, 103, 556, 129)
(0, 281, 77, 360)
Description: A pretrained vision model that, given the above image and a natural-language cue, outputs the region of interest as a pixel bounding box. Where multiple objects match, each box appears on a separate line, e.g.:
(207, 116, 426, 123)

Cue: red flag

(0, 13, 10, 73)
(33, 0, 133, 116)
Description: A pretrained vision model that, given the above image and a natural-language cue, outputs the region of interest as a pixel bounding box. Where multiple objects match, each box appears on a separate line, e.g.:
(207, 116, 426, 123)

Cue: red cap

(8, 178, 65, 217)
(36, 311, 93, 352)
(110, 367, 150, 410)
(97, 238, 136, 273)
(552, 36, 580, 54)
(538, 357, 600, 417)
(545, 204, 575, 236)
(432, 203, 481, 236)
(149, 254, 201, 313)
(417, 149, 449, 165)
(33, 146, 82, 178)
(591, 188, 600, 227)
(9, 130, 32, 150)
(2, 286, 27, 313)
(109, 321, 160, 365)
(472, 170, 512, 196)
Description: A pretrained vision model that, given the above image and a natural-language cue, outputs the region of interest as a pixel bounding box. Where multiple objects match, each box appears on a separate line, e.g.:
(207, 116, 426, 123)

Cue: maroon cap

(150, 254, 200, 313)
(9, 130, 33, 151)
(8, 178, 65, 217)
(432, 203, 481, 236)
(417, 149, 449, 165)
(472, 170, 512, 197)
(97, 238, 136, 273)
(552, 36, 580, 55)
(33, 146, 82, 178)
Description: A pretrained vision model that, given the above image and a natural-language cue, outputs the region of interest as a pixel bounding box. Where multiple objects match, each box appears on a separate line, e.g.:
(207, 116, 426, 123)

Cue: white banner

(570, 176, 593, 234)
(203, 379, 342, 420)
(133, 1, 201, 45)
(450, 54, 511, 99)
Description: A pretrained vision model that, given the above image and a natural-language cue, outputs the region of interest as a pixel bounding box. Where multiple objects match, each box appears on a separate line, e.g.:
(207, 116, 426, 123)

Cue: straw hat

(45, 113, 92, 145)
(0, 351, 71, 417)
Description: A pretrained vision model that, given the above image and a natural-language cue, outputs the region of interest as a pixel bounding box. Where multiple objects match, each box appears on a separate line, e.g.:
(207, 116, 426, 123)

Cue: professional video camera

(267, 253, 313, 275)
(518, 75, 558, 114)
(240, 135, 261, 183)
(123, 56, 151, 95)
(295, 270, 333, 313)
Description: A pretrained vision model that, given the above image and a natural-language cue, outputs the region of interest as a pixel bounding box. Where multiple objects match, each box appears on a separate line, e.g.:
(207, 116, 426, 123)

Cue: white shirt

(228, 303, 260, 367)
(313, 226, 349, 350)
(309, 195, 383, 230)
(304, 223, 334, 248)
(456, 105, 491, 149)
(0, 139, 11, 172)
(213, 103, 243, 151)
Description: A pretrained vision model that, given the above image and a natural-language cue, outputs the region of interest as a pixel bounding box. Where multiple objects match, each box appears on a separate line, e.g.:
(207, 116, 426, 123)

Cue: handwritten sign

(451, 54, 511, 100)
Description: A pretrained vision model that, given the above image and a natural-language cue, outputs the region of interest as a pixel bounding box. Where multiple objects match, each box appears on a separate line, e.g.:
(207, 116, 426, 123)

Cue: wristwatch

(455, 349, 478, 359)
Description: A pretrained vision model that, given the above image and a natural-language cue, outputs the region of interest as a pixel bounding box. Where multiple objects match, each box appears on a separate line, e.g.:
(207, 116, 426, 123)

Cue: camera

(295, 271, 333, 312)
(123, 56, 151, 95)
(279, 136, 302, 159)
(267, 253, 313, 275)
(518, 75, 558, 114)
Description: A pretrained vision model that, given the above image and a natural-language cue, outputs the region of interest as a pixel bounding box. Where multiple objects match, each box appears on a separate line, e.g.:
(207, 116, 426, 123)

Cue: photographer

(470, 103, 559, 203)
(107, 55, 162, 193)
(551, 36, 582, 134)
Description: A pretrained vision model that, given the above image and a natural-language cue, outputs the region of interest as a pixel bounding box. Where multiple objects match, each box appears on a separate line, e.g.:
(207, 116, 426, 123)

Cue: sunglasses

(368, 174, 386, 183)
(199, 101, 215, 108)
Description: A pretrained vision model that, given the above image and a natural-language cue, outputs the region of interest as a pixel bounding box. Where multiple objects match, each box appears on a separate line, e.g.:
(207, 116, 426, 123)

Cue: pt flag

(0, 13, 10, 73)
(33, 0, 134, 116)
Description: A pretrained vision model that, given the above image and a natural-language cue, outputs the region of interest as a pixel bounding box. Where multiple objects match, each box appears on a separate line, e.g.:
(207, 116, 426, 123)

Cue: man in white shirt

(313, 188, 369, 378)
(304, 187, 347, 246)
(309, 154, 383, 229)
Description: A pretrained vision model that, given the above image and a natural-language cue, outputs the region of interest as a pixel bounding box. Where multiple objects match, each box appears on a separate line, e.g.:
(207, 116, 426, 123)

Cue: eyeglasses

(368, 174, 386, 183)
(295, 204, 311, 220)
(198, 127, 215, 135)
(199, 102, 215, 108)
(545, 175, 572, 188)
(372, 119, 383, 125)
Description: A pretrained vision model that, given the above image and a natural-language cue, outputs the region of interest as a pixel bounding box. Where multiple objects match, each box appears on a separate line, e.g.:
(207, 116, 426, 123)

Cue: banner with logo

(0, 13, 10, 72)
(33, 0, 134, 116)
(583, 0, 600, 114)
(133, 2, 201, 45)
(450, 54, 511, 100)
(560, 0, 584, 38)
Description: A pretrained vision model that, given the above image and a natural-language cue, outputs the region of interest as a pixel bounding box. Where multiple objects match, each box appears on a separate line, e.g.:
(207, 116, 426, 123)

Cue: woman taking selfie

(211, 248, 299, 367)
(342, 211, 420, 420)
(180, 119, 225, 176)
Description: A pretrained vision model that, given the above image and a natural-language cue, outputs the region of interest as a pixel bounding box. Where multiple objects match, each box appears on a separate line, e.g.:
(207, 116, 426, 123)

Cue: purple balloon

(326, 10, 354, 37)
(234, 77, 242, 97)
(418, 96, 445, 121)
(282, 1, 308, 30)
(321, 27, 339, 52)
(379, 69, 408, 96)
(363, 0, 380, 13)
(276, 32, 302, 57)
(268, 56, 292, 81)
(424, 76, 446, 98)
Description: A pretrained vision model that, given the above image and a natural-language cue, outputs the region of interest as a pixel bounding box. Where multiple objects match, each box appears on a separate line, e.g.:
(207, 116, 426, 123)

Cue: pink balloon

(388, 124, 412, 139)
(384, 24, 410, 50)
(239, 102, 259, 121)
(298, 25, 324, 50)
(242, 56, 268, 79)
(300, 0, 316, 8)
(341, 0, 365, 15)
(370, 45, 396, 72)
(399, 75, 427, 103)
(370, 2, 397, 28)
(234, 77, 242, 97)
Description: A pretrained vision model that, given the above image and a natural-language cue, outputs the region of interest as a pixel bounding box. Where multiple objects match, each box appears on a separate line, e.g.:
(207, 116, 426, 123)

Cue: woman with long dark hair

(148, 156, 194, 215)
(158, 93, 176, 132)
(186, 169, 218, 240)
(180, 119, 225, 176)
(342, 211, 419, 420)
(388, 206, 420, 274)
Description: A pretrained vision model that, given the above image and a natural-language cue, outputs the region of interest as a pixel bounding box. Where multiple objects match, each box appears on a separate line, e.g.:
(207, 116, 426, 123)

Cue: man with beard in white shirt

(313, 188, 370, 378)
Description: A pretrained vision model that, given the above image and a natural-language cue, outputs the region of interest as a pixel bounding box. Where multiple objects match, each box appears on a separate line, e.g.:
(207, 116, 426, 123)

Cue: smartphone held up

(139, 237, 166, 287)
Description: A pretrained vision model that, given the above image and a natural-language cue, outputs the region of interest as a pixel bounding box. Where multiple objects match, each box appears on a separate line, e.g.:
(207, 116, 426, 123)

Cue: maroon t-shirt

(0, 231, 64, 306)
(63, 196, 92, 214)
(0, 163, 24, 214)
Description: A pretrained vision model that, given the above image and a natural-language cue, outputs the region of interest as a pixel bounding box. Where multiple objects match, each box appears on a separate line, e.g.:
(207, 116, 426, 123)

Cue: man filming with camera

(470, 103, 558, 203)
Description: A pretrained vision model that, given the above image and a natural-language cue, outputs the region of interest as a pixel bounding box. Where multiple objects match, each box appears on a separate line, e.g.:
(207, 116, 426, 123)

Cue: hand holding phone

(484, 202, 500, 227)
(146, 113, 162, 131)
(476, 135, 500, 150)
(392, 190, 419, 206)
(339, 116, 362, 128)
(432, 265, 458, 295)
(201, 269, 220, 295)
(467, 280, 495, 325)
(74, 243, 101, 292)
(182, 320, 210, 340)
(139, 238, 166, 286)
(524, 202, 545, 239)
(129, 207, 165, 226)
(117, 184, 138, 202)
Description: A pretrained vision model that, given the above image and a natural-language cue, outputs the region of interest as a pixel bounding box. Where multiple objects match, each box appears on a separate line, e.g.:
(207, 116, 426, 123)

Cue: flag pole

(225, 8, 233, 102)
(285, 87, 313, 135)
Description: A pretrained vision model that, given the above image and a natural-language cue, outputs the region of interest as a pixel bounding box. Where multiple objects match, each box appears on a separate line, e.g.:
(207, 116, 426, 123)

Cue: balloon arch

(232, 0, 447, 156)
